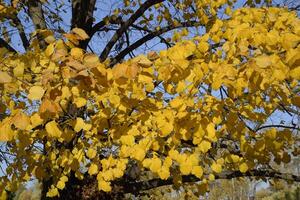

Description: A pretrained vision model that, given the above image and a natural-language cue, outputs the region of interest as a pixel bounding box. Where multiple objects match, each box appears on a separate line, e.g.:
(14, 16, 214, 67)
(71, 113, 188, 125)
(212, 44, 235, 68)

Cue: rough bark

(26, 0, 47, 49)
(71, 0, 97, 49)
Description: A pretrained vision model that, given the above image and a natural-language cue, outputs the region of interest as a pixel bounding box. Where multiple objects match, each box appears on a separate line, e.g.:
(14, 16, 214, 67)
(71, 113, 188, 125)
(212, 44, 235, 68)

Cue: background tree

(0, 0, 300, 199)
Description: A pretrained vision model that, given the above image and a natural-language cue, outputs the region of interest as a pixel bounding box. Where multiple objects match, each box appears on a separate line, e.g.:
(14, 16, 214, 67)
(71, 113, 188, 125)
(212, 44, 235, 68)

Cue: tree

(0, 0, 299, 199)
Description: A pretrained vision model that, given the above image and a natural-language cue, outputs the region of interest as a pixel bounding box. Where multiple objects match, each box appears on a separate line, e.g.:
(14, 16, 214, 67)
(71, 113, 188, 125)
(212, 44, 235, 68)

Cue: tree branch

(131, 24, 173, 48)
(110, 20, 201, 66)
(255, 124, 300, 132)
(120, 169, 300, 193)
(99, 0, 165, 62)
(0, 38, 17, 53)
(71, 0, 97, 49)
(26, 0, 47, 49)
(12, 16, 30, 50)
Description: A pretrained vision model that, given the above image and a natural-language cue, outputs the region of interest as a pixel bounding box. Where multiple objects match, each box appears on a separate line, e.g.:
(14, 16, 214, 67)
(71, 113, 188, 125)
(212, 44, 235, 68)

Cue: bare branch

(26, 0, 47, 48)
(99, 0, 165, 62)
(255, 124, 300, 132)
(110, 20, 201, 66)
(0, 38, 17, 53)
(12, 16, 30, 50)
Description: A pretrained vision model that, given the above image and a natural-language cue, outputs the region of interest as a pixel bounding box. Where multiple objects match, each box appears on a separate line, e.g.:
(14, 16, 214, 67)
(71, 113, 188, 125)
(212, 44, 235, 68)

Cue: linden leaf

(30, 113, 43, 128)
(83, 54, 99, 66)
(71, 47, 84, 60)
(0, 119, 14, 141)
(254, 55, 272, 68)
(46, 187, 59, 197)
(57, 180, 65, 190)
(45, 121, 62, 138)
(13, 63, 24, 77)
(192, 166, 203, 178)
(88, 163, 98, 175)
(74, 97, 87, 108)
(180, 163, 193, 175)
(198, 140, 211, 153)
(87, 148, 97, 159)
(206, 123, 216, 141)
(198, 41, 209, 53)
(0, 71, 12, 83)
(13, 112, 30, 130)
(28, 86, 45, 101)
(45, 43, 55, 57)
(211, 162, 222, 173)
(150, 158, 161, 173)
(98, 180, 111, 192)
(289, 67, 300, 79)
(120, 135, 135, 146)
(72, 28, 89, 40)
(44, 35, 56, 44)
(239, 162, 249, 173)
(158, 167, 170, 180)
(74, 117, 85, 132)
(132, 147, 146, 161)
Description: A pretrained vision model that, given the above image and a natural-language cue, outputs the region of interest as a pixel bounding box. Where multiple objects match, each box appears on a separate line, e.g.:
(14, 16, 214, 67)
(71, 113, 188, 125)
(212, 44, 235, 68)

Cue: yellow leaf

(160, 123, 173, 137)
(254, 55, 272, 68)
(71, 47, 84, 60)
(239, 162, 248, 173)
(209, 173, 215, 181)
(0, 71, 12, 83)
(109, 94, 120, 106)
(126, 64, 139, 79)
(120, 135, 135, 146)
(74, 117, 85, 132)
(83, 54, 99, 66)
(150, 158, 161, 173)
(132, 147, 146, 161)
(46, 186, 58, 197)
(61, 86, 72, 99)
(158, 167, 170, 180)
(72, 28, 89, 40)
(57, 180, 65, 190)
(88, 163, 98, 175)
(211, 162, 222, 173)
(45, 43, 55, 57)
(112, 63, 127, 79)
(135, 55, 152, 67)
(28, 86, 45, 101)
(60, 176, 68, 183)
(180, 163, 192, 175)
(192, 166, 203, 178)
(45, 121, 62, 138)
(74, 97, 87, 108)
(206, 123, 216, 141)
(138, 74, 152, 83)
(13, 112, 30, 130)
(0, 119, 14, 141)
(44, 35, 56, 44)
(176, 81, 186, 93)
(289, 66, 300, 79)
(198, 41, 209, 53)
(198, 140, 211, 153)
(13, 63, 24, 77)
(170, 98, 184, 108)
(98, 180, 111, 192)
(228, 154, 240, 163)
(0, 190, 7, 200)
(86, 148, 97, 159)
